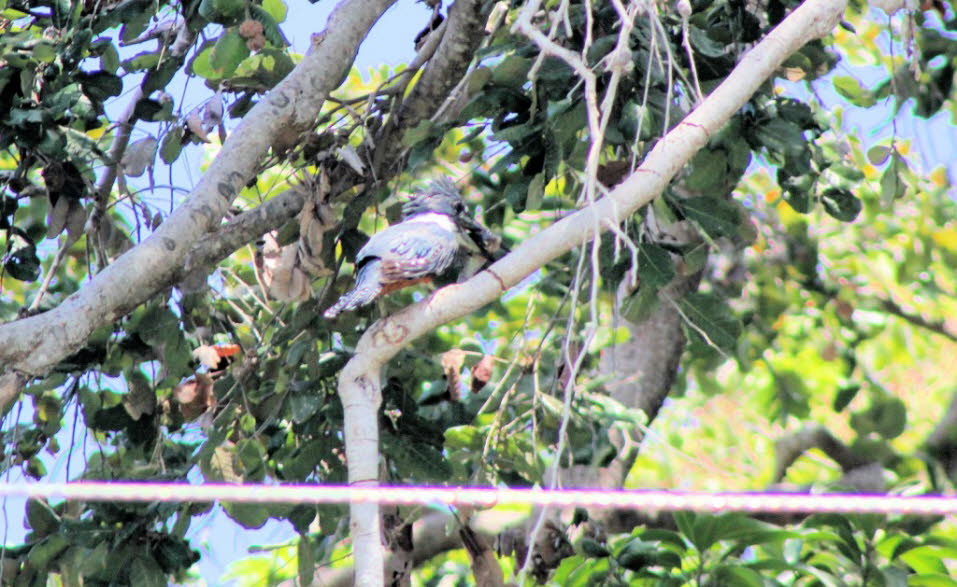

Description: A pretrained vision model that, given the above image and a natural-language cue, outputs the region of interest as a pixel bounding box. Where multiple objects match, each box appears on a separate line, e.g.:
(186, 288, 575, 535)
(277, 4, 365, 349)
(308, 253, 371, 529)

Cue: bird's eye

(455, 201, 466, 214)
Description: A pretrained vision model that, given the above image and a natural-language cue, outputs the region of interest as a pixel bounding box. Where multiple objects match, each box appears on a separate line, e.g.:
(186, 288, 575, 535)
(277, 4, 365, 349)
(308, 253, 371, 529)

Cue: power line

(1, 482, 956, 516)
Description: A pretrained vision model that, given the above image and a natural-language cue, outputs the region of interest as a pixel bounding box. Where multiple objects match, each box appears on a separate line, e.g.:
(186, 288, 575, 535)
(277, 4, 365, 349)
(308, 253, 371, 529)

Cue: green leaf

(907, 574, 957, 587)
(685, 149, 728, 192)
(78, 70, 122, 102)
(160, 126, 184, 164)
(199, 0, 245, 24)
(250, 4, 290, 46)
(236, 438, 267, 481)
(620, 284, 660, 324)
(714, 564, 765, 587)
(678, 292, 742, 353)
(231, 48, 295, 89)
(222, 501, 288, 529)
(873, 396, 907, 440)
(638, 243, 675, 290)
(832, 383, 859, 412)
(143, 59, 181, 94)
(129, 556, 167, 587)
(778, 170, 815, 213)
(209, 30, 249, 77)
(401, 120, 436, 148)
(189, 41, 217, 80)
(121, 51, 161, 72)
(25, 535, 67, 570)
(677, 196, 744, 240)
(5, 245, 40, 281)
(581, 538, 610, 558)
(445, 425, 484, 451)
(867, 145, 891, 165)
(689, 25, 726, 58)
(119, 9, 151, 44)
(832, 75, 875, 107)
(821, 188, 861, 222)
(880, 160, 906, 205)
(755, 118, 805, 159)
(100, 41, 120, 73)
(491, 55, 531, 88)
(261, 0, 287, 22)
(26, 499, 59, 537)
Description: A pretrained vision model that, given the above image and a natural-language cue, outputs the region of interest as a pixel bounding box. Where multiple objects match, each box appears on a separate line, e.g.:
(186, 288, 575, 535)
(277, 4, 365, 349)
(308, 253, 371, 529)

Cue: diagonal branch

(337, 0, 847, 583)
(879, 297, 957, 343)
(0, 0, 397, 378)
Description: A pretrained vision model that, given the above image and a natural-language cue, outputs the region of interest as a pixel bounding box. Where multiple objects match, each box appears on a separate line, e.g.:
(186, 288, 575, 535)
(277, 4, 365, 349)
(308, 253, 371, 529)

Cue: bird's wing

(357, 221, 459, 283)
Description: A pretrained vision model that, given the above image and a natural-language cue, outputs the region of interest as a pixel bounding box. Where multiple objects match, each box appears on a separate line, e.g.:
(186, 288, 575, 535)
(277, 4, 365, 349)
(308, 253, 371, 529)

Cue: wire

(1, 482, 955, 517)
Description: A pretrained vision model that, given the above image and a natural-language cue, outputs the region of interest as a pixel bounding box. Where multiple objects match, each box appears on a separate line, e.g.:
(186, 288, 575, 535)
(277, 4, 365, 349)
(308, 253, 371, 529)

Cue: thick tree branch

(337, 0, 847, 584)
(773, 425, 872, 482)
(0, 0, 397, 377)
(370, 0, 491, 177)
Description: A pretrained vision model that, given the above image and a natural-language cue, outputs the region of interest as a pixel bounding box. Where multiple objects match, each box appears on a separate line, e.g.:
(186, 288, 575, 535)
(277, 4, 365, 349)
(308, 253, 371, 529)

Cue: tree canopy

(2, 0, 957, 585)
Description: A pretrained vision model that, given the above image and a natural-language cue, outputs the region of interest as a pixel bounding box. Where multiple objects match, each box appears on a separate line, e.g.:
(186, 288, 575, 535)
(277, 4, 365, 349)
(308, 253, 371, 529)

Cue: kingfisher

(323, 177, 503, 319)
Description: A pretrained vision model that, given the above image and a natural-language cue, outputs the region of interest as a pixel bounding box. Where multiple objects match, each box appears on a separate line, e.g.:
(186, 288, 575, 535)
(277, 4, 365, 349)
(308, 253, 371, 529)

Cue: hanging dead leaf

(185, 109, 209, 143)
(64, 200, 87, 243)
(336, 145, 365, 175)
(46, 195, 71, 239)
(261, 232, 312, 301)
(173, 373, 216, 421)
(471, 355, 494, 394)
(121, 136, 158, 177)
(203, 91, 223, 127)
(297, 200, 335, 276)
(442, 349, 466, 400)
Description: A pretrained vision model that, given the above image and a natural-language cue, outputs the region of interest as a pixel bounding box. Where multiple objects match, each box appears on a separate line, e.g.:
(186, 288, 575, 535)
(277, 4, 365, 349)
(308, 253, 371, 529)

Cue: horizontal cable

(1, 482, 956, 516)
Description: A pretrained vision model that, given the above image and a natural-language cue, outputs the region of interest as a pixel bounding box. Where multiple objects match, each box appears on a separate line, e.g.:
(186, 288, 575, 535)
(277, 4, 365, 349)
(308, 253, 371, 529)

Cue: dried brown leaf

(471, 355, 494, 394)
(64, 200, 87, 243)
(297, 200, 335, 276)
(442, 349, 466, 400)
(174, 373, 215, 421)
(121, 137, 158, 177)
(46, 195, 71, 239)
(185, 110, 209, 143)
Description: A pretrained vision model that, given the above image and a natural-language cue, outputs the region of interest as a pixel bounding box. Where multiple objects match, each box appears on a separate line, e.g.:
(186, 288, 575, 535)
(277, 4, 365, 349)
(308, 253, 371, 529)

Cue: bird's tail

(323, 261, 383, 319)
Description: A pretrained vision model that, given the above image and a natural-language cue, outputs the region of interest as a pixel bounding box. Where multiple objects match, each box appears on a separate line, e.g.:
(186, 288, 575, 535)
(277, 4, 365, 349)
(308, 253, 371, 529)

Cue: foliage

(1, 0, 956, 584)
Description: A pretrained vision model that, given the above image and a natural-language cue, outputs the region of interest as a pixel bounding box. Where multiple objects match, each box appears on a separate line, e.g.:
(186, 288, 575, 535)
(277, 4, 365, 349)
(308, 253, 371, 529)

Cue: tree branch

(0, 0, 397, 377)
(370, 0, 492, 177)
(337, 0, 847, 583)
(879, 297, 957, 343)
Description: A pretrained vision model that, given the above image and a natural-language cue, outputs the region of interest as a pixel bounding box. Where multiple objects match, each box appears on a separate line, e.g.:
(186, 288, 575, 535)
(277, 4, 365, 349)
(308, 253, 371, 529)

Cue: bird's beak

(459, 214, 504, 260)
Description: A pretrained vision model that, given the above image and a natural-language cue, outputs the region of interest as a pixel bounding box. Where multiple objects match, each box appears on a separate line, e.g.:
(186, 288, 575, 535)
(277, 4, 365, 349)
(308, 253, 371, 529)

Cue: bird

(323, 177, 503, 319)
